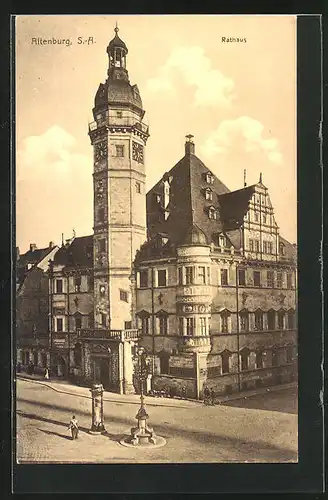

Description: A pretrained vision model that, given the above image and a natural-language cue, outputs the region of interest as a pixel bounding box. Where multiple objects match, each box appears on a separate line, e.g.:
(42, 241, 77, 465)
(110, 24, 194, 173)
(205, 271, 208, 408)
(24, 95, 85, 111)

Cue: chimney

(30, 243, 37, 252)
(49, 241, 54, 249)
(185, 134, 195, 155)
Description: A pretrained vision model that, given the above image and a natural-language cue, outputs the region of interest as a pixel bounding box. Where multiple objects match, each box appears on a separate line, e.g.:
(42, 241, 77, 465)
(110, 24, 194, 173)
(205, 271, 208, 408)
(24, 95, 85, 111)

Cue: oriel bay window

(198, 266, 206, 284)
(185, 266, 194, 285)
(179, 317, 184, 336)
(199, 317, 207, 335)
(254, 309, 264, 331)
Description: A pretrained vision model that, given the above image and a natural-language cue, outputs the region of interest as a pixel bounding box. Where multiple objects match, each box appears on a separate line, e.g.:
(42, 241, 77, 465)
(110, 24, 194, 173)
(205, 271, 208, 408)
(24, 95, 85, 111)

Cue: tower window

(120, 290, 128, 302)
(198, 266, 206, 285)
(115, 145, 124, 157)
(199, 317, 207, 335)
(56, 317, 63, 332)
(136, 182, 141, 193)
(179, 317, 184, 336)
(116, 111, 123, 118)
(186, 317, 195, 336)
(185, 266, 194, 285)
(254, 211, 259, 222)
(55, 279, 63, 294)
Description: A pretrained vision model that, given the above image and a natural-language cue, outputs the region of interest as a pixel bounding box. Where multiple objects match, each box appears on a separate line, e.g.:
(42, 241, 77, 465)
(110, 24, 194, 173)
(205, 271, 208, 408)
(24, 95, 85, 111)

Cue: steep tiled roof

(146, 148, 230, 247)
(17, 246, 55, 285)
(54, 236, 93, 268)
(218, 186, 256, 230)
(95, 80, 143, 111)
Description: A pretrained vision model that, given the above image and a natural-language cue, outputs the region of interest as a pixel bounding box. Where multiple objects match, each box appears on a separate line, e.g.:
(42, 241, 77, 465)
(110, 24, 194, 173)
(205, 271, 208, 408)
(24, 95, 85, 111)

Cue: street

(16, 378, 298, 463)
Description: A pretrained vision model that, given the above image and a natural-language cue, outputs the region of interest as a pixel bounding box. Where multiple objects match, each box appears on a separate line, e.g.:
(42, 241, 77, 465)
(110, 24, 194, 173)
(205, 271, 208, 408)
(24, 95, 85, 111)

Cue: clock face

(132, 141, 144, 164)
(94, 141, 108, 162)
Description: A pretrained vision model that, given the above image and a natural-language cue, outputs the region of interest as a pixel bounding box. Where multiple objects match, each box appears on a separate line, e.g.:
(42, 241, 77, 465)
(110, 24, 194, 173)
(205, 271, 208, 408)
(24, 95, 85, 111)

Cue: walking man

(68, 415, 79, 440)
(44, 367, 50, 380)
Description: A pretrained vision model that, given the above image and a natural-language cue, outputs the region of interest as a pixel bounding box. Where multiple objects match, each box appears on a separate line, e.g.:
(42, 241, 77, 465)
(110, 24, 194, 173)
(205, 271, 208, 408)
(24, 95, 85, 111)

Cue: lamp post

(120, 346, 165, 448)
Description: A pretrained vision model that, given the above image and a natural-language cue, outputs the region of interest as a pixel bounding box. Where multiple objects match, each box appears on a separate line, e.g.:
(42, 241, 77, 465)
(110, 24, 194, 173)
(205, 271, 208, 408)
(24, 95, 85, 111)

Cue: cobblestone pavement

(16, 379, 298, 464)
(222, 386, 298, 414)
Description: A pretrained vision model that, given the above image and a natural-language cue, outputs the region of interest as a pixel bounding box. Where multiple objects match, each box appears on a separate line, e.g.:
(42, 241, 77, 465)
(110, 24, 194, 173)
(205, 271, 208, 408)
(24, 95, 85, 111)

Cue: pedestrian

(68, 415, 79, 440)
(210, 388, 215, 406)
(203, 385, 210, 405)
(44, 367, 49, 380)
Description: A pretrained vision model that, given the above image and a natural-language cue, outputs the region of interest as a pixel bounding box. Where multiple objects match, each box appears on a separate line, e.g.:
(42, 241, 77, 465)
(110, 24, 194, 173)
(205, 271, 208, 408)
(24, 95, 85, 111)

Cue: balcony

(77, 328, 140, 342)
(88, 118, 149, 135)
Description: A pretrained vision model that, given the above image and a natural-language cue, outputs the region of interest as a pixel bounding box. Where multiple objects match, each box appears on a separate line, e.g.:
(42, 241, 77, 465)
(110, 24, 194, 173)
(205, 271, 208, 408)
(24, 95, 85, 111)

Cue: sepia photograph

(15, 14, 298, 465)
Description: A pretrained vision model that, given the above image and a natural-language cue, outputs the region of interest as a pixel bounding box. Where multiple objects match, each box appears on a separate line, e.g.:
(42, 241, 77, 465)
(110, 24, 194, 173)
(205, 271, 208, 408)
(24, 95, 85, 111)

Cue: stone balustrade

(77, 329, 140, 342)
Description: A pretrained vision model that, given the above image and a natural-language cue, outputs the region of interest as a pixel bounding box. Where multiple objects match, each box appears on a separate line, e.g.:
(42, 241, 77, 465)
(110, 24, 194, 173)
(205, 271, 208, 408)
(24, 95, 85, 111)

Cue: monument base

(120, 435, 166, 449)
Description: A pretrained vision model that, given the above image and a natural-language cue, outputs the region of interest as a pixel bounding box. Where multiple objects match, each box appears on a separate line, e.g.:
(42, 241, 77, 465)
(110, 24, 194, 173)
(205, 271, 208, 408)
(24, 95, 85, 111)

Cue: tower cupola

(106, 23, 129, 80)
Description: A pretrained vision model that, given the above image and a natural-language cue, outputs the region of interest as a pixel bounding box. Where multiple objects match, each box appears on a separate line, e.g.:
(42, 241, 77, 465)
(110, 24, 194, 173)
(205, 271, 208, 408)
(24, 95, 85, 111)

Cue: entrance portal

(92, 357, 111, 390)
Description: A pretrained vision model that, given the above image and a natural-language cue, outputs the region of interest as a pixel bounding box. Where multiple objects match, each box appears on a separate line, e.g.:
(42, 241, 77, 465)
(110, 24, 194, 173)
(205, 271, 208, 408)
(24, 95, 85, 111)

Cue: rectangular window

(185, 266, 193, 285)
(249, 239, 254, 252)
(238, 269, 246, 286)
(221, 313, 229, 333)
(254, 240, 260, 253)
(239, 313, 249, 332)
(267, 242, 273, 254)
(287, 273, 293, 288)
(276, 272, 283, 288)
(267, 271, 274, 287)
(254, 211, 259, 222)
(256, 351, 263, 369)
(75, 315, 82, 330)
(157, 269, 167, 287)
(278, 311, 285, 329)
(99, 207, 105, 222)
(221, 354, 230, 374)
(254, 311, 263, 331)
(120, 290, 128, 302)
(253, 271, 261, 287)
(87, 313, 94, 328)
(241, 352, 249, 371)
(263, 214, 267, 224)
(159, 316, 168, 335)
(116, 111, 123, 118)
(87, 275, 93, 292)
(74, 276, 81, 292)
(267, 310, 276, 330)
(99, 238, 106, 252)
(101, 313, 106, 327)
(139, 270, 148, 288)
(124, 321, 132, 330)
(186, 317, 195, 336)
(178, 267, 183, 285)
(220, 269, 228, 286)
(199, 317, 206, 335)
(141, 317, 149, 335)
(116, 145, 124, 157)
(136, 181, 141, 193)
(179, 317, 184, 336)
(56, 279, 63, 294)
(198, 266, 206, 284)
(286, 346, 293, 363)
(287, 311, 295, 329)
(56, 317, 63, 332)
(263, 241, 268, 254)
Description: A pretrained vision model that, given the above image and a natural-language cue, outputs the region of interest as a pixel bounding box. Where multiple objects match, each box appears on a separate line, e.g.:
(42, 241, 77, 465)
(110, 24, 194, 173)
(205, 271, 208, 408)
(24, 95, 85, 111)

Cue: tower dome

(107, 24, 128, 53)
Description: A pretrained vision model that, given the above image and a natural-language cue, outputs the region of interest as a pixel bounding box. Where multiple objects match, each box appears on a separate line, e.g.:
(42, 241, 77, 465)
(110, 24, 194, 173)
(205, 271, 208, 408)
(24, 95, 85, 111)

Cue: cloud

(146, 46, 235, 107)
(201, 116, 283, 164)
(16, 126, 93, 250)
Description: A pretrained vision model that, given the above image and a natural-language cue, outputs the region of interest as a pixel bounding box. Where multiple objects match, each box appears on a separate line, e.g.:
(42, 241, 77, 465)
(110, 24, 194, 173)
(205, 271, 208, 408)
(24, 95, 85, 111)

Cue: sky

(16, 15, 297, 252)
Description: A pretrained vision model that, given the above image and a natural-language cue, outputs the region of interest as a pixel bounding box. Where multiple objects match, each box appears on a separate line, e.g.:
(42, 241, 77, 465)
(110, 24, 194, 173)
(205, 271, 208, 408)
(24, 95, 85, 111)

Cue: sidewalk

(16, 373, 297, 408)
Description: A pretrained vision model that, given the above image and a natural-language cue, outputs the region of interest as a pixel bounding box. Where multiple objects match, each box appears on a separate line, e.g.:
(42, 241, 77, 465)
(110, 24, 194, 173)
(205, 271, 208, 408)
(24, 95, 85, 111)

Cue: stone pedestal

(89, 383, 106, 435)
(130, 406, 157, 446)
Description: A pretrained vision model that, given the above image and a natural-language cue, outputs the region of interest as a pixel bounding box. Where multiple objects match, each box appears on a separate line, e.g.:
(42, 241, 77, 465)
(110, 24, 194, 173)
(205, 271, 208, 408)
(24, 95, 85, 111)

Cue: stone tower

(89, 25, 149, 330)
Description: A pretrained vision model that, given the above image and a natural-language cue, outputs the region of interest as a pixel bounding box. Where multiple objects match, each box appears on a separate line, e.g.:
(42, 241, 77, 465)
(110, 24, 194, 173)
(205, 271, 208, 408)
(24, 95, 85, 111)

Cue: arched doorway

(57, 355, 67, 377)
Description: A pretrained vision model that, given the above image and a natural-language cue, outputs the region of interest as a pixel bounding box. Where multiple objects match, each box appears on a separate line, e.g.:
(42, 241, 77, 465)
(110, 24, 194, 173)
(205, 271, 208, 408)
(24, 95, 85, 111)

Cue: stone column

(123, 341, 135, 394)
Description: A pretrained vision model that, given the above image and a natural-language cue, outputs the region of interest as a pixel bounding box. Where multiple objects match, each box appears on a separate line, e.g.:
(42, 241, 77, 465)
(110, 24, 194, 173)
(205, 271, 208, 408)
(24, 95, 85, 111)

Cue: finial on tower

(244, 169, 247, 187)
(259, 172, 263, 183)
(114, 21, 119, 34)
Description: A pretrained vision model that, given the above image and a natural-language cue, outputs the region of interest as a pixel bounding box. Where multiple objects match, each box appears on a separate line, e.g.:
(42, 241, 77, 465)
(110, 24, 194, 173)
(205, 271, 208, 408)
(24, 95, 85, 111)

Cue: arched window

(138, 310, 150, 335)
(73, 343, 82, 367)
(279, 242, 286, 256)
(267, 309, 276, 330)
(277, 309, 285, 330)
(239, 309, 249, 332)
(220, 310, 230, 333)
(256, 350, 264, 369)
(287, 309, 295, 329)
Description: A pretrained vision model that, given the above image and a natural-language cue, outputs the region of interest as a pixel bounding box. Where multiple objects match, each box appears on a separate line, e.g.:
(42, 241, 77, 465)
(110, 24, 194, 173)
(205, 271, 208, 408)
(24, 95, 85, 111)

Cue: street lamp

(120, 346, 165, 447)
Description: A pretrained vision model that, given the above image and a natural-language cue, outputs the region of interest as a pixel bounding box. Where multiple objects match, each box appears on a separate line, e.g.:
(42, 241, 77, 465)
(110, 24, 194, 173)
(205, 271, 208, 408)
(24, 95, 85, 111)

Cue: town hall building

(16, 26, 297, 398)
